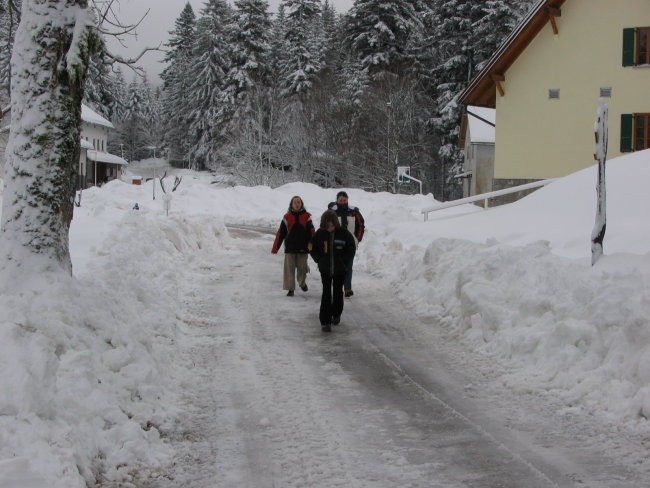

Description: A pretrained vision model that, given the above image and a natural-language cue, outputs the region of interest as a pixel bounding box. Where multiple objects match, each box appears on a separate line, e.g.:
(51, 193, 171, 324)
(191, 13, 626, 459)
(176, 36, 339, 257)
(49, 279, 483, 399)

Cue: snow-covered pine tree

(226, 0, 271, 103)
(426, 0, 485, 199)
(160, 2, 196, 166)
(186, 0, 233, 169)
(321, 0, 337, 52)
(345, 0, 421, 80)
(259, 3, 290, 182)
(1, 0, 101, 273)
(424, 0, 529, 199)
(117, 78, 154, 162)
(471, 0, 529, 72)
(83, 51, 115, 119)
(109, 68, 128, 122)
(269, 3, 289, 80)
(281, 0, 323, 96)
(222, 0, 272, 179)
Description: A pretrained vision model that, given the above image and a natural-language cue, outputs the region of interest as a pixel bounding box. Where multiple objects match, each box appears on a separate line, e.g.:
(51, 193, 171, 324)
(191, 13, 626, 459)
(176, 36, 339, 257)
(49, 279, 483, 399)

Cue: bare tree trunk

(1, 0, 98, 274)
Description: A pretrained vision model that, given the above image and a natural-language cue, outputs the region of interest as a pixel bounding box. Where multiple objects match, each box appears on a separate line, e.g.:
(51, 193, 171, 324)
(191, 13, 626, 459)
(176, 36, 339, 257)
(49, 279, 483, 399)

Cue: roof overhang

(459, 0, 566, 108)
(87, 150, 128, 166)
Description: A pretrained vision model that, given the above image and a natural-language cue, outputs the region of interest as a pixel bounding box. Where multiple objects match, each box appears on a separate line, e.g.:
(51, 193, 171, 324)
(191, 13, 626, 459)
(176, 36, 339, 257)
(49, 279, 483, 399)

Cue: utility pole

(387, 100, 391, 186)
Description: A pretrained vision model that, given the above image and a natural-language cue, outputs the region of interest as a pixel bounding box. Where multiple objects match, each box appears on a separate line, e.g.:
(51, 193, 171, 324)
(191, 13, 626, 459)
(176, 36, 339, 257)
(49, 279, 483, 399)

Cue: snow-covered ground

(2, 150, 650, 486)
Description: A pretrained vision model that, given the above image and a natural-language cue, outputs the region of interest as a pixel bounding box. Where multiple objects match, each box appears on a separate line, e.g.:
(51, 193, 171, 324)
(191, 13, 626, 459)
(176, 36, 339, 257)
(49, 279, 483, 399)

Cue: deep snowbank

(0, 181, 229, 486)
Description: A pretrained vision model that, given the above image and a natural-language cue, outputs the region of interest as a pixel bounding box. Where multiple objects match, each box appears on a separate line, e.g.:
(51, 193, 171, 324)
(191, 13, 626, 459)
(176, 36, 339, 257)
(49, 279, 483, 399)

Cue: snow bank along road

(136, 226, 646, 488)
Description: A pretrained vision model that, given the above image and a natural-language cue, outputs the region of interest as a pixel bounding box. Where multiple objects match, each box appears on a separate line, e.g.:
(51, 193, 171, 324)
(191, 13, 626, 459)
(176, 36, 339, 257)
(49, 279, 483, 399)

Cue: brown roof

(459, 0, 566, 108)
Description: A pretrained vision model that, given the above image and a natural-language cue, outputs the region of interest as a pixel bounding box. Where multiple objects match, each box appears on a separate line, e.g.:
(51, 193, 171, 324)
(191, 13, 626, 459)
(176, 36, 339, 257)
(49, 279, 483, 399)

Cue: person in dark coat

(309, 210, 356, 331)
(327, 191, 365, 297)
(272, 196, 316, 296)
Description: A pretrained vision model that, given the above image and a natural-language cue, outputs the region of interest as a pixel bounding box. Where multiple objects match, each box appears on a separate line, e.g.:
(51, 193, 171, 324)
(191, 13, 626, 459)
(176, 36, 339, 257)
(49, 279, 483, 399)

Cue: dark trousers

(320, 273, 345, 325)
(344, 258, 354, 291)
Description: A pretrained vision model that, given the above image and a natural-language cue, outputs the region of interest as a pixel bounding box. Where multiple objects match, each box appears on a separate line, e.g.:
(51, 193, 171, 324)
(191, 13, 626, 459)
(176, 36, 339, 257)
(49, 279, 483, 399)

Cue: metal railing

(422, 178, 556, 221)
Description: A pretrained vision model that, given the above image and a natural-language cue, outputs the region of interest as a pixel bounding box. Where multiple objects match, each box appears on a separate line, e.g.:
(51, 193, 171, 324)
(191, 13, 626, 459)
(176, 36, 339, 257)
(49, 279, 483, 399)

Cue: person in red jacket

(272, 196, 316, 296)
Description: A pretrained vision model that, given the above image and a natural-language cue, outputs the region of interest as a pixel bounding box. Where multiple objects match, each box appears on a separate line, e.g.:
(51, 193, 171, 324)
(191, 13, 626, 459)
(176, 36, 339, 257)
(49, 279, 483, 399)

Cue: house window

(634, 114, 650, 150)
(548, 89, 560, 99)
(623, 27, 650, 66)
(600, 87, 612, 98)
(620, 113, 650, 152)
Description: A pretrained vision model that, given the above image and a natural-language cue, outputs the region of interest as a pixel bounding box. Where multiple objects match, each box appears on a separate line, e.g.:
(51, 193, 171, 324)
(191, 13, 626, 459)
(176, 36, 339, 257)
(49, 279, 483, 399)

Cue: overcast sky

(106, 0, 354, 84)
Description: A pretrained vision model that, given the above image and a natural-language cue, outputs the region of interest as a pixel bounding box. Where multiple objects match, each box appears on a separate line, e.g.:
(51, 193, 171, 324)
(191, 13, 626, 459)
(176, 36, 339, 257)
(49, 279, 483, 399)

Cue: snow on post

(591, 98, 608, 266)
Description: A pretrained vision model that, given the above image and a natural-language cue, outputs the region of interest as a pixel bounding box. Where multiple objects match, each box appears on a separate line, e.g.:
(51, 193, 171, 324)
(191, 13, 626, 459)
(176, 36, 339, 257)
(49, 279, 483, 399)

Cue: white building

(458, 106, 495, 199)
(79, 104, 127, 188)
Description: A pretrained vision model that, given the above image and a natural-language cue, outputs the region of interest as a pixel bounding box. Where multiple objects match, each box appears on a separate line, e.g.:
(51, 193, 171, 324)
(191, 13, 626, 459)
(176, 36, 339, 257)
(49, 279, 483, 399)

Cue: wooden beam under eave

(546, 6, 561, 35)
(490, 74, 505, 97)
(495, 80, 505, 97)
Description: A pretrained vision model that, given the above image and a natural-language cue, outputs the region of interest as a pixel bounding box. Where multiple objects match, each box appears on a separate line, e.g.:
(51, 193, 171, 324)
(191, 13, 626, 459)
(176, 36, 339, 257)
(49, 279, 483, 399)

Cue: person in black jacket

(309, 210, 356, 331)
(272, 196, 315, 296)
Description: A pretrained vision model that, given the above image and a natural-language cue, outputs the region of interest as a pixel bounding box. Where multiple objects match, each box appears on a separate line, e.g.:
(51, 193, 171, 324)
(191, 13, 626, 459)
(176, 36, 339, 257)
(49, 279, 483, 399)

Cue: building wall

(473, 144, 495, 196)
(81, 123, 109, 152)
(491, 178, 542, 206)
(80, 121, 111, 188)
(463, 139, 495, 198)
(495, 0, 650, 179)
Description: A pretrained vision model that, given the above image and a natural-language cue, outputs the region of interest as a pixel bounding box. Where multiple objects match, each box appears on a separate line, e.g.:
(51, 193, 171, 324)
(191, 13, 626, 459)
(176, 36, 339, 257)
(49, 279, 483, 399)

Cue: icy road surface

(138, 227, 646, 488)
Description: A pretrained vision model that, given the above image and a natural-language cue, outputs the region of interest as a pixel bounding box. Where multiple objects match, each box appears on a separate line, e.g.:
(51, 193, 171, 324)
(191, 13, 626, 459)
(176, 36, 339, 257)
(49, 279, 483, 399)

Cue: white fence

(421, 179, 556, 221)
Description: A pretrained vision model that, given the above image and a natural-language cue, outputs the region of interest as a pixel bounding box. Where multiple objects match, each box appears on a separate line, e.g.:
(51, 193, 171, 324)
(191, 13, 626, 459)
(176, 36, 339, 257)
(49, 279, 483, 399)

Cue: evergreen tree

(426, 0, 484, 199)
(160, 2, 197, 166)
(269, 3, 289, 80)
(224, 0, 272, 110)
(118, 79, 152, 162)
(425, 0, 531, 199)
(221, 0, 273, 178)
(472, 0, 529, 72)
(186, 0, 233, 169)
(281, 0, 323, 96)
(345, 0, 421, 80)
(109, 68, 128, 122)
(83, 52, 115, 119)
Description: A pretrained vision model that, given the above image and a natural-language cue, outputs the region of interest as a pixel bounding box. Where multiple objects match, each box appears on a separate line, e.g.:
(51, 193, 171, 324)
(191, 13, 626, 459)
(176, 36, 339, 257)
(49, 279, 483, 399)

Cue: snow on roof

(466, 106, 495, 144)
(87, 149, 128, 165)
(81, 104, 114, 129)
(80, 138, 93, 150)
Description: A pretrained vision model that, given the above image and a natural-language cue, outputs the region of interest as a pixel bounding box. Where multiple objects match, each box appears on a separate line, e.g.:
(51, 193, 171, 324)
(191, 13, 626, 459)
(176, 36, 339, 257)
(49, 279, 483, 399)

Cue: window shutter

(621, 114, 633, 152)
(623, 28, 636, 66)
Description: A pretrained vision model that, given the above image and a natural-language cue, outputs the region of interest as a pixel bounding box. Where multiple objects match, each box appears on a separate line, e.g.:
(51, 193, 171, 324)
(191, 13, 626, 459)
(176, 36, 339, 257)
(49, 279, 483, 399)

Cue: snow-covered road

(135, 227, 647, 488)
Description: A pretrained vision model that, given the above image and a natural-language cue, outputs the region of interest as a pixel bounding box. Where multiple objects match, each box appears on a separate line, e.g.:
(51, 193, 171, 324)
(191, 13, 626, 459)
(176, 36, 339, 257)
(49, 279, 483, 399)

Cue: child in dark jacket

(272, 196, 315, 296)
(309, 210, 356, 331)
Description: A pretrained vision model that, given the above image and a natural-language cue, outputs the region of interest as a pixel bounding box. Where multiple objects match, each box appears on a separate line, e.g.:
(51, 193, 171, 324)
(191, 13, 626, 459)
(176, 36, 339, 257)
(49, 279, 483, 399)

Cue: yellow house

(459, 0, 650, 192)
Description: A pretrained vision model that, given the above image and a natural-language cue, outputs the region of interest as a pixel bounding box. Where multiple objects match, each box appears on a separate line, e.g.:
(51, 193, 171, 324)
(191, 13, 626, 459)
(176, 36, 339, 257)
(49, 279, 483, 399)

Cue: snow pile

(0, 180, 229, 486)
(360, 150, 650, 422)
(2, 148, 650, 484)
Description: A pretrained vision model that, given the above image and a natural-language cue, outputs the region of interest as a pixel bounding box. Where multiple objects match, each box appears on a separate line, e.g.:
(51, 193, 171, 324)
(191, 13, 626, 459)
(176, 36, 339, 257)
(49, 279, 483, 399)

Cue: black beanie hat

(336, 191, 348, 199)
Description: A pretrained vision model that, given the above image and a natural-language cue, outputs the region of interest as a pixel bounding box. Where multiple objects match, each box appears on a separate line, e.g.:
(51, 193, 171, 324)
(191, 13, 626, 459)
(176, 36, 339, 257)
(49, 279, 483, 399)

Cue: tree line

(1, 0, 534, 199)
